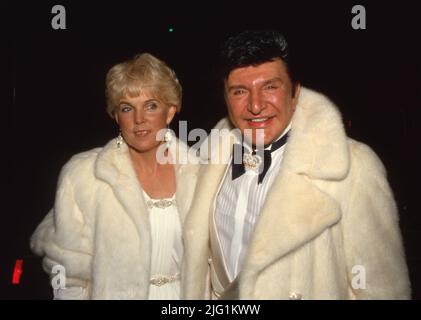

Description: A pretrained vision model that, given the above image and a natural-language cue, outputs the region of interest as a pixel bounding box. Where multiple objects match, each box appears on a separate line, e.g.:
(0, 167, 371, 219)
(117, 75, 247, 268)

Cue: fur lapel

(94, 139, 152, 299)
(95, 139, 149, 241)
(240, 170, 342, 296)
(284, 87, 350, 179)
(182, 161, 227, 298)
(171, 139, 201, 224)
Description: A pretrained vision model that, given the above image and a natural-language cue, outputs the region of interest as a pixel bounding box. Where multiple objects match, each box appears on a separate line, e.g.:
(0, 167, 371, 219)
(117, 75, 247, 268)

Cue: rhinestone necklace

(146, 198, 176, 209)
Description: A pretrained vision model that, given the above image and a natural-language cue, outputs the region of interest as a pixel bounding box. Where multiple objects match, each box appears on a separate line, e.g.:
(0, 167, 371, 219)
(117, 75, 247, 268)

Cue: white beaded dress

(143, 190, 183, 300)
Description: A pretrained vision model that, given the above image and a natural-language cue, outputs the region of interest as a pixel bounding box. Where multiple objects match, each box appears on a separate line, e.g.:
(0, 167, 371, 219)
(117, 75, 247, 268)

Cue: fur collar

(95, 137, 199, 226)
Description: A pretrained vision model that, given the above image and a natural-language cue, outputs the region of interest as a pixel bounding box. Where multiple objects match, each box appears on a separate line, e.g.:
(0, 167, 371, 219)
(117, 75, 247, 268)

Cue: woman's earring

(164, 125, 172, 145)
(116, 131, 123, 149)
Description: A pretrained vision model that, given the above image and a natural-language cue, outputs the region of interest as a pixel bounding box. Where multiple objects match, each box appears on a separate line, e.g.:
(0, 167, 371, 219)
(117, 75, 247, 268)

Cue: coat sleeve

(30, 162, 93, 292)
(342, 143, 411, 299)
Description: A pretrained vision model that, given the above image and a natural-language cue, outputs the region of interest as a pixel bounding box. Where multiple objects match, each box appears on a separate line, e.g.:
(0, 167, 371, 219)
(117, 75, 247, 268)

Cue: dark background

(4, 0, 421, 299)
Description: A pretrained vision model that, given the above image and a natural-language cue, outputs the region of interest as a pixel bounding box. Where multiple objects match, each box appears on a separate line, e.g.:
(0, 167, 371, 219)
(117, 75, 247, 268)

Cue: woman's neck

(128, 144, 176, 199)
(129, 145, 163, 175)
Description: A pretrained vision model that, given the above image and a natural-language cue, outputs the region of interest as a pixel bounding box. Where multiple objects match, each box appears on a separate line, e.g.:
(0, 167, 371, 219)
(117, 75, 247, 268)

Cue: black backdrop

(5, 0, 421, 299)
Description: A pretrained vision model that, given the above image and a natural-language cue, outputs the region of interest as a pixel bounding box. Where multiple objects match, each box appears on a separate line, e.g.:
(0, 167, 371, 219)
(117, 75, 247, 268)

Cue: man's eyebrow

(262, 77, 284, 86)
(227, 78, 285, 92)
(227, 84, 248, 92)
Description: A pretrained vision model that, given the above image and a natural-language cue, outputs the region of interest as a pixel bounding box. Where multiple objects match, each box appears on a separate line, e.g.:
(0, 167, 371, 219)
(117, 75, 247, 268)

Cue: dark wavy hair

(219, 30, 298, 89)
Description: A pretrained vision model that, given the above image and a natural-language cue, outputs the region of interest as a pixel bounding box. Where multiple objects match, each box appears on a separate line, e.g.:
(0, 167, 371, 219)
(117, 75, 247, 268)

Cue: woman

(30, 53, 200, 299)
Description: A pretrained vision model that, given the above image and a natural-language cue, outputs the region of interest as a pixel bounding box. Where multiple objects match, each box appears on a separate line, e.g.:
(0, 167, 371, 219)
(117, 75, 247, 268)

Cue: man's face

(225, 59, 300, 146)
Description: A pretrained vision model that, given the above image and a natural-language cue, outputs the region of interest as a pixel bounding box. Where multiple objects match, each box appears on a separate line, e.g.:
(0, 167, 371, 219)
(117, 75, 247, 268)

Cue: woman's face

(114, 91, 176, 154)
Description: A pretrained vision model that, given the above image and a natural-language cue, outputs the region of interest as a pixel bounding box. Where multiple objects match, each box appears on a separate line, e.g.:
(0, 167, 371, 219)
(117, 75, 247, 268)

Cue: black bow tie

(232, 131, 289, 184)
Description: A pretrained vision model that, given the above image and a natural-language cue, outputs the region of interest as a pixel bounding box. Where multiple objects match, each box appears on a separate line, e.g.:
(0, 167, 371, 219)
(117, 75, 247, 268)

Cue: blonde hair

(105, 53, 182, 118)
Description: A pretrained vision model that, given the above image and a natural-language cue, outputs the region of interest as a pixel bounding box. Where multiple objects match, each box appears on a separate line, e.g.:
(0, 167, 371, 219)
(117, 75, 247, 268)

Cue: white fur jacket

(182, 87, 411, 300)
(30, 138, 199, 299)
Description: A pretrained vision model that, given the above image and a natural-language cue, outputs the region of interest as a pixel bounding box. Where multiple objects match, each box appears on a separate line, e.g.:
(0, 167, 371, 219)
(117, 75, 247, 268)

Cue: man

(182, 30, 410, 299)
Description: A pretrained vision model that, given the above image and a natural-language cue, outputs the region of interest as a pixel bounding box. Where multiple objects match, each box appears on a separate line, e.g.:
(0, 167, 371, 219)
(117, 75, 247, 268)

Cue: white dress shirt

(214, 124, 291, 281)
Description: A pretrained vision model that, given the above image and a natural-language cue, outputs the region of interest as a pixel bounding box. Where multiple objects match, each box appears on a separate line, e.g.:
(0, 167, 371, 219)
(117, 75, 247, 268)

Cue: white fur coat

(182, 87, 411, 299)
(31, 138, 199, 299)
